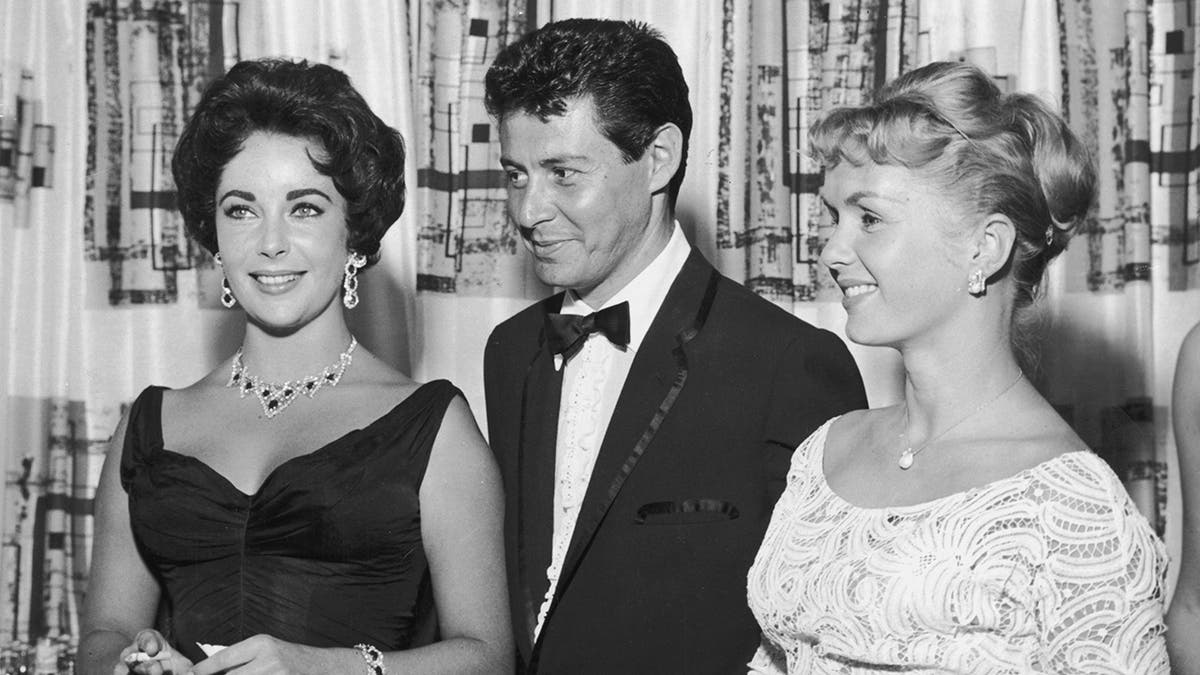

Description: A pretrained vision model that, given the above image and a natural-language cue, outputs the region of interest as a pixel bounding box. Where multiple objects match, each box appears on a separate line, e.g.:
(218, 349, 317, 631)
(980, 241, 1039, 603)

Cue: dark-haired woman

(747, 61, 1168, 674)
(78, 59, 512, 675)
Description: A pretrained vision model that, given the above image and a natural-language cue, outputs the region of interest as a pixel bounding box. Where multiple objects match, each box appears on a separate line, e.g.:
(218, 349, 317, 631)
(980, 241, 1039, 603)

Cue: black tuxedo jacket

(483, 250, 866, 674)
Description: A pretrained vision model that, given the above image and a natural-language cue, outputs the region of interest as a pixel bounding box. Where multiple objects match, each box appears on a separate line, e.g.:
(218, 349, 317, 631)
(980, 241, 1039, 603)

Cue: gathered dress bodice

(120, 381, 460, 663)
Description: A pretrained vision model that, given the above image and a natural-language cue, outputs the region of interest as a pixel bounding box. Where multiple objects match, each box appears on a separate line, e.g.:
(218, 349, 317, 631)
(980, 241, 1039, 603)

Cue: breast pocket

(634, 498, 740, 525)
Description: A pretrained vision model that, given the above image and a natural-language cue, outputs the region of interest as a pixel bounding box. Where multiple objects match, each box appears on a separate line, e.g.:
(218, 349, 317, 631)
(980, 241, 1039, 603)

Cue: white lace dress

(746, 418, 1169, 674)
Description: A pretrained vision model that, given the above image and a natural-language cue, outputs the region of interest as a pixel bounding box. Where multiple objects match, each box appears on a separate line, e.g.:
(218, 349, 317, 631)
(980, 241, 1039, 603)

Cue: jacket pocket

(634, 498, 739, 525)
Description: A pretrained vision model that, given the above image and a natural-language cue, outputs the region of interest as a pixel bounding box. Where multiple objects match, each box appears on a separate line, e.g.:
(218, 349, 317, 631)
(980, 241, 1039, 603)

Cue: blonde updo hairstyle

(810, 61, 1095, 356)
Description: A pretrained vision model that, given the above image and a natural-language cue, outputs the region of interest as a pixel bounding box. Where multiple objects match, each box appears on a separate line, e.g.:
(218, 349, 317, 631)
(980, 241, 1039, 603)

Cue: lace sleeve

(747, 636, 787, 675)
(1038, 461, 1169, 674)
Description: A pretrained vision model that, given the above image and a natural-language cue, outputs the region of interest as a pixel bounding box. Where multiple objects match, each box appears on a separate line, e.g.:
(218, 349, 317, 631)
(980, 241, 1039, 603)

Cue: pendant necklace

(898, 370, 1024, 470)
(227, 336, 357, 419)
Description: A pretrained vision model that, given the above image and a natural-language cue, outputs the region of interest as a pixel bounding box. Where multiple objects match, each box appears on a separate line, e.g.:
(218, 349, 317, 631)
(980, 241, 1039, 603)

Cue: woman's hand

(115, 630, 193, 675)
(187, 635, 355, 675)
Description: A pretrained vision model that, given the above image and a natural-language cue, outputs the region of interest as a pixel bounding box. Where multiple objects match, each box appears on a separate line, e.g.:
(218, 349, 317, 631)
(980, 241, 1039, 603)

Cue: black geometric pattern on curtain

(414, 0, 530, 297)
(84, 0, 225, 307)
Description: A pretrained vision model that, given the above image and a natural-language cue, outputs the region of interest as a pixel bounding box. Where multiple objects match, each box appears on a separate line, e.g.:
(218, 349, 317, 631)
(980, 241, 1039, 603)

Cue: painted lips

(250, 272, 304, 294)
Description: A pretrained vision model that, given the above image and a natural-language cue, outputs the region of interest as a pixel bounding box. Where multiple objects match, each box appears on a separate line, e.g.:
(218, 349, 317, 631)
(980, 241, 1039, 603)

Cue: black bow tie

(545, 301, 631, 361)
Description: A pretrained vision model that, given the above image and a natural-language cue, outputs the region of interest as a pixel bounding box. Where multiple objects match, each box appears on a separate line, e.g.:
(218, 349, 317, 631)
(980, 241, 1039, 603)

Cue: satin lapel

(549, 252, 721, 614)
(515, 300, 563, 655)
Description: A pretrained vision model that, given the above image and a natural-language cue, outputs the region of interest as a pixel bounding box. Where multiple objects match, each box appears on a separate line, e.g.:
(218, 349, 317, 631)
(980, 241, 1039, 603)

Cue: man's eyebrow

(538, 155, 589, 165)
(499, 154, 591, 168)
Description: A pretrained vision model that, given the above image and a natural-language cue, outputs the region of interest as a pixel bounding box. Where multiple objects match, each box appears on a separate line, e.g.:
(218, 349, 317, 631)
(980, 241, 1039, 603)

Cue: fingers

(118, 640, 140, 663)
(125, 652, 169, 675)
(131, 653, 193, 675)
(134, 629, 168, 656)
(134, 662, 163, 675)
(121, 631, 192, 675)
(189, 635, 280, 675)
(188, 640, 248, 675)
(117, 637, 154, 674)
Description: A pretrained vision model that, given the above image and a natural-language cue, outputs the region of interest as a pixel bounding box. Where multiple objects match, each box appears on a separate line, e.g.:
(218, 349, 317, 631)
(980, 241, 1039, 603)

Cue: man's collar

(555, 222, 691, 368)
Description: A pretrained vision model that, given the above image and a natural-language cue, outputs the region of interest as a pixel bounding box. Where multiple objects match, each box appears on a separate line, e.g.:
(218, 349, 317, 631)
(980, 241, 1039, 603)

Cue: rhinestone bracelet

(354, 643, 386, 675)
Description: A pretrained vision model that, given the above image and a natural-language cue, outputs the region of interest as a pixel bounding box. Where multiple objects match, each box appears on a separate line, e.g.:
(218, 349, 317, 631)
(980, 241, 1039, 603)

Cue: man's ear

(972, 213, 1017, 277)
(646, 123, 684, 195)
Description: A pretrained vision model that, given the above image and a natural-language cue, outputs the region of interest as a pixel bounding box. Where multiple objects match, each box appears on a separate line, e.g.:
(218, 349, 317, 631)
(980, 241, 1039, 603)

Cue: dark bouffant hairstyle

(484, 19, 693, 210)
(172, 58, 405, 268)
(810, 61, 1095, 331)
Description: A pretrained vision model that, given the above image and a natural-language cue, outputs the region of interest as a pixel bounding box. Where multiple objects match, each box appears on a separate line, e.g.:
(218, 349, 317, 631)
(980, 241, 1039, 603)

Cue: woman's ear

(646, 122, 684, 195)
(972, 213, 1017, 278)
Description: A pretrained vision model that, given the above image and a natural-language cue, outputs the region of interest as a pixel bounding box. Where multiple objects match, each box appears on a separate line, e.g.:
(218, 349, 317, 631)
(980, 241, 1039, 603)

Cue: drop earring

(343, 252, 367, 309)
(967, 269, 986, 296)
(221, 278, 237, 308)
(214, 252, 237, 308)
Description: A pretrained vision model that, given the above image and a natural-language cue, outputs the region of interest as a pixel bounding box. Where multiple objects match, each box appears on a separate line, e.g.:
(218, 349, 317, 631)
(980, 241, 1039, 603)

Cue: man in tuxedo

(482, 18, 867, 674)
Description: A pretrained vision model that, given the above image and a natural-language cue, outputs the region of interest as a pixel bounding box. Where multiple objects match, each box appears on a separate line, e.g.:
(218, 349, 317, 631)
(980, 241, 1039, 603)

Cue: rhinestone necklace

(898, 370, 1024, 470)
(227, 336, 357, 419)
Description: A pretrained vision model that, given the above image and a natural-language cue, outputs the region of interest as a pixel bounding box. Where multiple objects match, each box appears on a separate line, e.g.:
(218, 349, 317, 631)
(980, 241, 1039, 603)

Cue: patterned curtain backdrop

(410, 0, 533, 418)
(86, 1, 214, 310)
(2, 0, 93, 663)
(1, 0, 1197, 663)
(1049, 0, 1200, 563)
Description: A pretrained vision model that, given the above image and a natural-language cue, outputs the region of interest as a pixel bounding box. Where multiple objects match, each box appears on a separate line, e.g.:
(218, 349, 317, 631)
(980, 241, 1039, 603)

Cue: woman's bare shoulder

(828, 407, 895, 441)
(1177, 322, 1200, 387)
(824, 406, 897, 464)
(1184, 321, 1200, 352)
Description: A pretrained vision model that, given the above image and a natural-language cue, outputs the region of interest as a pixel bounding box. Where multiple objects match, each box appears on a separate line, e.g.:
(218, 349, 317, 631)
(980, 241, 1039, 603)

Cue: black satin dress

(120, 380, 459, 664)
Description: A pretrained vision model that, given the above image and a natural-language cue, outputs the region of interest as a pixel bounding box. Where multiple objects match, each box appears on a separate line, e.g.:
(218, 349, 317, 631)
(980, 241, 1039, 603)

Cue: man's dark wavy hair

(484, 19, 692, 210)
(172, 58, 405, 268)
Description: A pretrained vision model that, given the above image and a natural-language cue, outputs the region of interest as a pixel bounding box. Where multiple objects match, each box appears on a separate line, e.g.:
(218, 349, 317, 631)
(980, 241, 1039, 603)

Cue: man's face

(499, 97, 662, 306)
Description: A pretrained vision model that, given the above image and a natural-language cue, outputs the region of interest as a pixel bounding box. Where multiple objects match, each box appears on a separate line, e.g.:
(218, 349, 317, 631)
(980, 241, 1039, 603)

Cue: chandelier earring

(343, 251, 368, 309)
(213, 253, 237, 308)
(220, 277, 237, 308)
(967, 269, 986, 296)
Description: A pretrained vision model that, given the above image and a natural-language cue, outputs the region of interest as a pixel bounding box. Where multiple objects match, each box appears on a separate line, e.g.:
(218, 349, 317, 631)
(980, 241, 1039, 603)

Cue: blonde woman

(747, 61, 1168, 674)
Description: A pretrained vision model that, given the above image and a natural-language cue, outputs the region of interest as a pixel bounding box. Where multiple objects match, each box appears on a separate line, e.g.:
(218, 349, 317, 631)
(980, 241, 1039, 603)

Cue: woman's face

(214, 131, 350, 333)
(818, 160, 973, 349)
